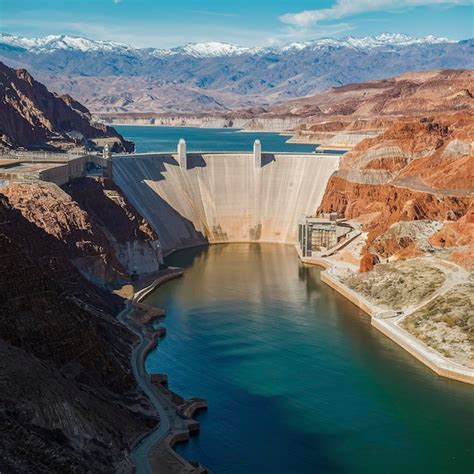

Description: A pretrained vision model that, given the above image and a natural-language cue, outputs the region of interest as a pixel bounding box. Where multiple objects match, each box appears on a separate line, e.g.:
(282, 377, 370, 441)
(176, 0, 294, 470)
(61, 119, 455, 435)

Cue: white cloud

(280, 0, 472, 27)
(113, 0, 123, 4)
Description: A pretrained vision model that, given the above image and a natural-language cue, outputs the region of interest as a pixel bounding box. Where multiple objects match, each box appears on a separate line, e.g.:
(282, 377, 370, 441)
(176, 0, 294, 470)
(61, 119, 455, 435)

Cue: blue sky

(1, 0, 473, 47)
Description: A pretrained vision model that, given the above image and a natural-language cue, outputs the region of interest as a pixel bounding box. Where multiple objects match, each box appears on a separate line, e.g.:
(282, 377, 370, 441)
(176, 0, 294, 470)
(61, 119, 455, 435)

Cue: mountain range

(0, 32, 455, 56)
(0, 32, 473, 113)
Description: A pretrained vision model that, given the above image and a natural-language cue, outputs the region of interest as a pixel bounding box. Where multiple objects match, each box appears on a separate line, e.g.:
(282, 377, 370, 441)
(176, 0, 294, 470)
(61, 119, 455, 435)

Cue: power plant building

(298, 215, 351, 257)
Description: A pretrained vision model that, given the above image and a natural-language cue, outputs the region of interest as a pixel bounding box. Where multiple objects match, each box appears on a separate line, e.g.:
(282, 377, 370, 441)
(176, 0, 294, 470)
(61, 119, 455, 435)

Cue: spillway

(113, 151, 340, 254)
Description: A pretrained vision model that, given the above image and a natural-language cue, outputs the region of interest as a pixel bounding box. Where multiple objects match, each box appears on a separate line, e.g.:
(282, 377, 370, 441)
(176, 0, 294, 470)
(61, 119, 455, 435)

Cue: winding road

(118, 301, 171, 473)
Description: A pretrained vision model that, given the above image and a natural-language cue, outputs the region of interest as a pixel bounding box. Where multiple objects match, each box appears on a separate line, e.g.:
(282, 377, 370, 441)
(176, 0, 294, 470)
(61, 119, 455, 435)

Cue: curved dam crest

(113, 151, 340, 253)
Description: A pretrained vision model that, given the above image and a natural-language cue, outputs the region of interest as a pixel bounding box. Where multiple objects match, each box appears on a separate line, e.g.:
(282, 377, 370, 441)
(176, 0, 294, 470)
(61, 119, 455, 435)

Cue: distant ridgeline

(0, 33, 472, 113)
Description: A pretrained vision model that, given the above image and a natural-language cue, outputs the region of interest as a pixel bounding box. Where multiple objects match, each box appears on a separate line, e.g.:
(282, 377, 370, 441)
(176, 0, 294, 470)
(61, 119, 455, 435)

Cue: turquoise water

(145, 244, 474, 474)
(115, 125, 317, 153)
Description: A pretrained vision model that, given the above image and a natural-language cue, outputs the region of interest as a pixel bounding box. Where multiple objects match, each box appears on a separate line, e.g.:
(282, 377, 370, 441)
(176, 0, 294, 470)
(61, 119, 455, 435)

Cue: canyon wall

(63, 177, 163, 275)
(318, 113, 474, 270)
(2, 178, 163, 284)
(113, 152, 340, 253)
(0, 189, 155, 472)
(0, 61, 133, 152)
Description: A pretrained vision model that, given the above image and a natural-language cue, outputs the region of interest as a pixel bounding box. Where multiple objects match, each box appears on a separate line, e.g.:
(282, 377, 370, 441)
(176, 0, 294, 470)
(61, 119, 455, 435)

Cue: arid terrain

(301, 70, 474, 371)
(1, 33, 472, 113)
(0, 61, 133, 151)
(0, 50, 473, 471)
(0, 176, 165, 472)
(97, 69, 473, 134)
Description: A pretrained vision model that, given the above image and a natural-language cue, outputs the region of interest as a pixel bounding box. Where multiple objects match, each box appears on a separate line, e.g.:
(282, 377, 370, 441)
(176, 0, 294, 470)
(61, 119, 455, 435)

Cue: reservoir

(144, 244, 474, 474)
(114, 125, 317, 153)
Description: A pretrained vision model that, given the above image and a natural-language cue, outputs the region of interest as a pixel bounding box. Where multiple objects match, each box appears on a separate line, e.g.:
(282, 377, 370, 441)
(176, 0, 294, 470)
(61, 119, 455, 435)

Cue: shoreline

(296, 248, 474, 385)
(111, 122, 299, 138)
(107, 122, 289, 132)
(118, 268, 210, 474)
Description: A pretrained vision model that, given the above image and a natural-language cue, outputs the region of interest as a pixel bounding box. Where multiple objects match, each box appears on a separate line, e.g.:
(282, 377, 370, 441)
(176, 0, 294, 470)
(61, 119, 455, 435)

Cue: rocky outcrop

(0, 191, 155, 472)
(1, 182, 128, 285)
(1, 179, 162, 283)
(0, 61, 134, 151)
(429, 205, 474, 269)
(318, 111, 474, 271)
(271, 69, 473, 121)
(63, 177, 163, 275)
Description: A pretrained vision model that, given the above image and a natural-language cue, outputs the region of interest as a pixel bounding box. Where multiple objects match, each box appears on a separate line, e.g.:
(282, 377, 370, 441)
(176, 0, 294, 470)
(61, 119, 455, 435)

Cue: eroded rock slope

(0, 179, 162, 471)
(0, 61, 134, 151)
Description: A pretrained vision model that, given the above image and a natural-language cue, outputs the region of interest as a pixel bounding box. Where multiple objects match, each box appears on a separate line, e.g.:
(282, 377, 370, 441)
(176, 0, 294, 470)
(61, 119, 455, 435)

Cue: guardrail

(114, 150, 343, 158)
(0, 150, 96, 162)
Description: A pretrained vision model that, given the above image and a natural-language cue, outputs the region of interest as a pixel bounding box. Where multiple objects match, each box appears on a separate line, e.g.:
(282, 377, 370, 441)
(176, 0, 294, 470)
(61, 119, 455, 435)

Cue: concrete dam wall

(113, 151, 340, 254)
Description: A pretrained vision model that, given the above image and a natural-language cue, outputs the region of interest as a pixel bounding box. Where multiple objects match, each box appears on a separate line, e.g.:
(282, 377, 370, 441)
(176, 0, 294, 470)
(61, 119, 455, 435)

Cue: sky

(1, 0, 473, 48)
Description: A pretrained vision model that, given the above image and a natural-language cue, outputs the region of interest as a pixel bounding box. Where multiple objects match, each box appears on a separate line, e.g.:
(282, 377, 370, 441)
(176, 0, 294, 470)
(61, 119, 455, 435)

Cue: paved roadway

(118, 301, 172, 474)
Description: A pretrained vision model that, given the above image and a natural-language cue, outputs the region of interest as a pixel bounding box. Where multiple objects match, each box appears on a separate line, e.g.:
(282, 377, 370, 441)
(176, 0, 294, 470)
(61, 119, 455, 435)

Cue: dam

(113, 140, 340, 253)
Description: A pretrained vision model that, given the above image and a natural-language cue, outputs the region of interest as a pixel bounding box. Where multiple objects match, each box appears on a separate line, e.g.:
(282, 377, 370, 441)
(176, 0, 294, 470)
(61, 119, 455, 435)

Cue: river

(143, 244, 474, 474)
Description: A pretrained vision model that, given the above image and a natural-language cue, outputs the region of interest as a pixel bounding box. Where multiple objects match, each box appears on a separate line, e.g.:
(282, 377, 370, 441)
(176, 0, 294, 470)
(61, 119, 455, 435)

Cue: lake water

(144, 244, 474, 474)
(115, 125, 317, 153)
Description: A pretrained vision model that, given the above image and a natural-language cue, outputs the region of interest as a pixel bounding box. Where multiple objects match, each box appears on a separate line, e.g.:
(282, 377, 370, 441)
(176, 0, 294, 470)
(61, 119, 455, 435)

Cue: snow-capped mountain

(0, 33, 133, 53)
(170, 42, 256, 58)
(0, 32, 456, 57)
(0, 31, 471, 114)
(341, 33, 453, 49)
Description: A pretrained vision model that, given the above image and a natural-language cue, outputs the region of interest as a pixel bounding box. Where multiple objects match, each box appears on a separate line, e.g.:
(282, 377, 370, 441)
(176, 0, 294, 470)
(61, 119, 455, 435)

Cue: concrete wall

(113, 152, 340, 253)
(38, 155, 112, 186)
(39, 157, 87, 186)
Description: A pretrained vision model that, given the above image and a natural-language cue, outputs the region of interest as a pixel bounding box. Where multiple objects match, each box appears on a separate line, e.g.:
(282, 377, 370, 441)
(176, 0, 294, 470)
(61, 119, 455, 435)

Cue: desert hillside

(270, 69, 473, 117)
(0, 178, 163, 471)
(318, 111, 473, 270)
(0, 61, 133, 151)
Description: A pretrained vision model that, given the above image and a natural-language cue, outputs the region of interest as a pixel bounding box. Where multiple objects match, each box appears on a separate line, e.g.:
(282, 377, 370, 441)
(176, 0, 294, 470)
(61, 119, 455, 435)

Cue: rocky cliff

(1, 179, 162, 284)
(0, 61, 134, 151)
(318, 112, 474, 270)
(0, 179, 163, 471)
(63, 177, 163, 275)
(0, 190, 155, 472)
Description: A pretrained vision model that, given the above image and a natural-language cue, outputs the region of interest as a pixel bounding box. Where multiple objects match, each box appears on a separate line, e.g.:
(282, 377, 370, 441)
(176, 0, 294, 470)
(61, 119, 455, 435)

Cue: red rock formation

(0, 61, 134, 151)
(320, 177, 470, 225)
(429, 205, 474, 269)
(318, 111, 474, 270)
(270, 69, 473, 122)
(1, 182, 127, 283)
